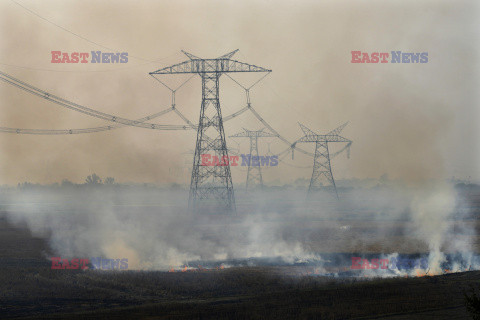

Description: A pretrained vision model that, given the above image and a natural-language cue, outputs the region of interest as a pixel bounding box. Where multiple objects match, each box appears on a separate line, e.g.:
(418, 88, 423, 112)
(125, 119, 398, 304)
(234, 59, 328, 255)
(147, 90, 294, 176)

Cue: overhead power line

(0, 70, 194, 131)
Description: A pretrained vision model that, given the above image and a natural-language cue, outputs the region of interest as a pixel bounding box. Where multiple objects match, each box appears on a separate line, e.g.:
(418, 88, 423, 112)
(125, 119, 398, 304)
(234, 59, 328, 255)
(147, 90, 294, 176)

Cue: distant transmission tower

(297, 122, 351, 199)
(150, 50, 271, 213)
(230, 128, 277, 190)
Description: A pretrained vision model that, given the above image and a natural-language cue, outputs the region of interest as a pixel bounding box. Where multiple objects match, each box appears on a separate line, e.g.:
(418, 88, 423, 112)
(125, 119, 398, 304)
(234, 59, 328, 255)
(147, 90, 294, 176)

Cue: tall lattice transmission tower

(297, 122, 351, 199)
(150, 50, 271, 213)
(230, 128, 278, 190)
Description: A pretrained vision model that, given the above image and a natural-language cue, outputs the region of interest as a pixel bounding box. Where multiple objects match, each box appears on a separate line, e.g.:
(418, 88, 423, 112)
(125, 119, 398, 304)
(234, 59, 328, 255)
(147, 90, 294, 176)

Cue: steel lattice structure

(230, 128, 277, 190)
(150, 50, 271, 214)
(297, 122, 351, 199)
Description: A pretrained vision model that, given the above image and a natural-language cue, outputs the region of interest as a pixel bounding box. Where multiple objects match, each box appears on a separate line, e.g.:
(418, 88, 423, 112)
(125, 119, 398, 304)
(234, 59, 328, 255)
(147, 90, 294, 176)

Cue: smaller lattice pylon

(297, 122, 351, 199)
(230, 128, 278, 190)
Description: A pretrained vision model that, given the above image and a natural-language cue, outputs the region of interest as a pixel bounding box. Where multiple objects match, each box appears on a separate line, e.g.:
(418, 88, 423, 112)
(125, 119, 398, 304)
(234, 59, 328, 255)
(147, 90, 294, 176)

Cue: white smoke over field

(2, 180, 478, 276)
(3, 186, 323, 270)
(410, 185, 456, 274)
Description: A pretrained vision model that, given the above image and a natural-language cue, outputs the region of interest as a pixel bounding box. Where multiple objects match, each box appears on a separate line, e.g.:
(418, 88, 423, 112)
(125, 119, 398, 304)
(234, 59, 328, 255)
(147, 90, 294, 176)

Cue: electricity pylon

(150, 50, 271, 214)
(230, 128, 278, 190)
(297, 122, 351, 200)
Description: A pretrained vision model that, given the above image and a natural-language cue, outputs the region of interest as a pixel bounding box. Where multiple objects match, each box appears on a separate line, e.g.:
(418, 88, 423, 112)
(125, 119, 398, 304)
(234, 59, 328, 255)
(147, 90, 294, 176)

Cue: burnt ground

(0, 215, 479, 320)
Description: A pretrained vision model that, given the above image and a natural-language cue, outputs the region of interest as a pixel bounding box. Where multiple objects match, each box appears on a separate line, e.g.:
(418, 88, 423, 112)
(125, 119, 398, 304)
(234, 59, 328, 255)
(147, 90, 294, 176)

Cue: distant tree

(85, 173, 102, 185)
(61, 179, 74, 187)
(380, 173, 389, 184)
(17, 182, 33, 190)
(168, 182, 181, 189)
(465, 285, 480, 319)
(104, 177, 115, 185)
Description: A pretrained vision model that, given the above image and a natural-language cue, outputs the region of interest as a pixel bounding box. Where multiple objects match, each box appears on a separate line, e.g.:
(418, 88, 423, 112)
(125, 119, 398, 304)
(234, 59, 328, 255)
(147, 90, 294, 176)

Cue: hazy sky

(0, 0, 478, 185)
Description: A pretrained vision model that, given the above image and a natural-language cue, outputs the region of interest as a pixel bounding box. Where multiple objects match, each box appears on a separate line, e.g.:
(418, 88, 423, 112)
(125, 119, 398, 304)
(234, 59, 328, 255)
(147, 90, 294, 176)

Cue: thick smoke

(4, 187, 323, 270)
(410, 185, 455, 274)
(2, 180, 477, 275)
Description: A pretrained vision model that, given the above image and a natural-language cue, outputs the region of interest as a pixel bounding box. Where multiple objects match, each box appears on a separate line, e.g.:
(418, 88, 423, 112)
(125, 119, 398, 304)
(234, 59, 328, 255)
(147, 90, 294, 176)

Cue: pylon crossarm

(299, 123, 319, 137)
(327, 121, 349, 136)
(230, 132, 249, 138)
(230, 129, 278, 138)
(181, 50, 202, 60)
(217, 49, 239, 60)
(298, 135, 350, 143)
(150, 59, 271, 74)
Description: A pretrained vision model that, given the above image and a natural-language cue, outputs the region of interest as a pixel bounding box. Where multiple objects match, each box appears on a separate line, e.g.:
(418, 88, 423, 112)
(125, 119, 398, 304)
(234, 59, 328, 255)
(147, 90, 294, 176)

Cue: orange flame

(415, 270, 427, 277)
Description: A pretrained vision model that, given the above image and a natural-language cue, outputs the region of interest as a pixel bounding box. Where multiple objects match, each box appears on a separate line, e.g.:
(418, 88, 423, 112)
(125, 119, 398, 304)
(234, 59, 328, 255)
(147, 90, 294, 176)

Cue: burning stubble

(0, 0, 478, 278)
